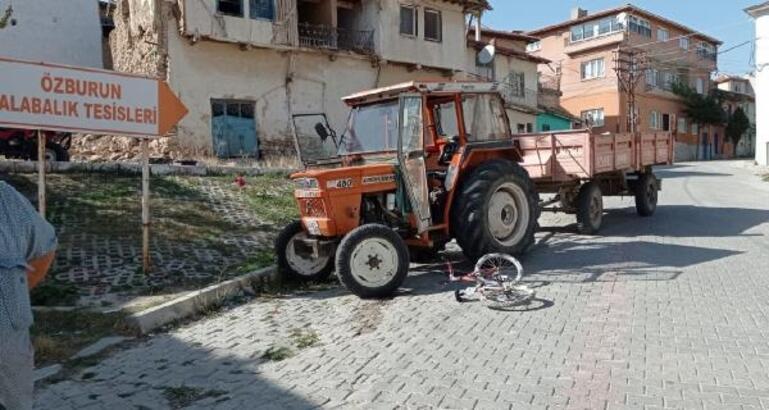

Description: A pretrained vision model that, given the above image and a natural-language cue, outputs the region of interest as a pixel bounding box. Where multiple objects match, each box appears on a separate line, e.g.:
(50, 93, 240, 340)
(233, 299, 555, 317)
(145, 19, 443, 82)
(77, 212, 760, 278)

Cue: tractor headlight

(294, 177, 319, 189)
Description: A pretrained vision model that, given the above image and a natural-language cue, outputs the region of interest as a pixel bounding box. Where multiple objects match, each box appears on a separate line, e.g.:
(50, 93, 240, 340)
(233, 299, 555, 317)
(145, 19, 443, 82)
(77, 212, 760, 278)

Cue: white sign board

(0, 57, 187, 136)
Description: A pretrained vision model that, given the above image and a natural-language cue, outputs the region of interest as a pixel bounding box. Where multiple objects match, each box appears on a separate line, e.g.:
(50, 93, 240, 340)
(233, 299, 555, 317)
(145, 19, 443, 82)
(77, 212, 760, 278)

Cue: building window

(696, 77, 705, 94)
(734, 82, 743, 93)
(526, 41, 541, 52)
(645, 68, 658, 88)
(691, 123, 699, 136)
(505, 71, 525, 98)
(400, 5, 417, 37)
(249, 0, 274, 20)
(542, 123, 551, 131)
(218, 0, 243, 17)
(677, 117, 687, 133)
(697, 42, 717, 60)
(650, 111, 660, 130)
(570, 17, 624, 43)
(657, 28, 669, 42)
(581, 108, 605, 127)
(581, 58, 605, 80)
(424, 8, 441, 42)
(517, 123, 526, 133)
(526, 123, 533, 133)
(679, 37, 689, 49)
(628, 16, 652, 37)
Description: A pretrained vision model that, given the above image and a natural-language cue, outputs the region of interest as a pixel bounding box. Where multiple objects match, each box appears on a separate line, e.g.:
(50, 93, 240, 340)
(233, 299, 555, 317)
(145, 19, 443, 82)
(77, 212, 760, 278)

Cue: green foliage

(290, 328, 320, 349)
(0, 6, 12, 29)
(726, 107, 751, 145)
(671, 82, 726, 127)
(261, 345, 294, 361)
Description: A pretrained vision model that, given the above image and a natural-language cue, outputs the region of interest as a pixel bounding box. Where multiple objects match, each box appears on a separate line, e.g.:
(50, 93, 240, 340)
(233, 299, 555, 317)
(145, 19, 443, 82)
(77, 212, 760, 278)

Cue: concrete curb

(127, 265, 276, 334)
(0, 159, 294, 176)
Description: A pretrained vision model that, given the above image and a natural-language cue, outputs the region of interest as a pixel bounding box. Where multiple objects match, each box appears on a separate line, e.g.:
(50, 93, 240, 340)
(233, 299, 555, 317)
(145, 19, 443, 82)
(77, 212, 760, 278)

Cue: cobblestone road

(35, 161, 769, 409)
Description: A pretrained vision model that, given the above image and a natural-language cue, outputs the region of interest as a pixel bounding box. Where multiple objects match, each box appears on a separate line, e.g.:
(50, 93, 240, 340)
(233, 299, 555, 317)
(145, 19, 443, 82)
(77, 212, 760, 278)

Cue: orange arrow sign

(0, 56, 188, 137)
(158, 81, 188, 136)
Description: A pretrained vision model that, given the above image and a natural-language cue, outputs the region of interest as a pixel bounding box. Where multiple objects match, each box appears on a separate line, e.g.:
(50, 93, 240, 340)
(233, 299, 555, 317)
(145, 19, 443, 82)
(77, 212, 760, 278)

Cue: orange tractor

(277, 81, 541, 298)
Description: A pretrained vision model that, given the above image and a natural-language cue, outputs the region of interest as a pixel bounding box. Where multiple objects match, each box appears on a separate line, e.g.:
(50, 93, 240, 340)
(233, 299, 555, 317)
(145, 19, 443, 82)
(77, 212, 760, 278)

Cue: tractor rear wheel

(335, 224, 410, 298)
(451, 160, 540, 261)
(275, 221, 334, 282)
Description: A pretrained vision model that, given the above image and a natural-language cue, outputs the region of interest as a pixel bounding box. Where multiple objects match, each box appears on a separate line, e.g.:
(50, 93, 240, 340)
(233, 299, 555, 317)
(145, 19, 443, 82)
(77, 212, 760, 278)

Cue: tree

(671, 82, 726, 128)
(0, 6, 13, 29)
(726, 107, 751, 147)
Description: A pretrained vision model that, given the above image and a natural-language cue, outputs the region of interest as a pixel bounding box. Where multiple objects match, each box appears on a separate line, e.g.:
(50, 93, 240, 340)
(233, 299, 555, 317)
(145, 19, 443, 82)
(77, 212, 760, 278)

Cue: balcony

(298, 23, 375, 55)
(564, 31, 624, 55)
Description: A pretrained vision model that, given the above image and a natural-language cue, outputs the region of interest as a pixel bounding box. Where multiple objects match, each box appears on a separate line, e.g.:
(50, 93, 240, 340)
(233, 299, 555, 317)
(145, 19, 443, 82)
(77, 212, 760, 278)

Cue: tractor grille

(298, 198, 327, 218)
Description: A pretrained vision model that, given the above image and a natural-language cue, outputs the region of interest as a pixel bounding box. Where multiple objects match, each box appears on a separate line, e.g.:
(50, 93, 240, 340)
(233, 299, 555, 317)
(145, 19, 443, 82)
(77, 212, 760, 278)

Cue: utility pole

(614, 48, 648, 133)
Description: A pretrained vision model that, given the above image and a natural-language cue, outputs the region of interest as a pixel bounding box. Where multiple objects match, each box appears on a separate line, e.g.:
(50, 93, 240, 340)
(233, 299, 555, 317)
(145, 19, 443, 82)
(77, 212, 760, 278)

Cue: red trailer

(513, 130, 674, 234)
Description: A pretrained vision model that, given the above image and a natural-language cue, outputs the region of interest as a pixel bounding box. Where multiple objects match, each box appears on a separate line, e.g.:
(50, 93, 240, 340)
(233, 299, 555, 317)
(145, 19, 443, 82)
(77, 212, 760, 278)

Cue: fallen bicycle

(448, 253, 535, 310)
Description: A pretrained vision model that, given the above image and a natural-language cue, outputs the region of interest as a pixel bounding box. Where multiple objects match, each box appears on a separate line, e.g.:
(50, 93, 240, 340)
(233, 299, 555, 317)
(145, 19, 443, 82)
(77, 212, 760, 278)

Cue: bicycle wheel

(482, 285, 536, 310)
(474, 253, 524, 283)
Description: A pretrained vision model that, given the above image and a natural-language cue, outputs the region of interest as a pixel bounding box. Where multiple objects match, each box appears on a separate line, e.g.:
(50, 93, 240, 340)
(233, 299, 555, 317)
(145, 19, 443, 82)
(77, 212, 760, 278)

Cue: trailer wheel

(576, 182, 603, 235)
(451, 160, 540, 261)
(275, 221, 334, 282)
(336, 224, 410, 298)
(635, 173, 659, 217)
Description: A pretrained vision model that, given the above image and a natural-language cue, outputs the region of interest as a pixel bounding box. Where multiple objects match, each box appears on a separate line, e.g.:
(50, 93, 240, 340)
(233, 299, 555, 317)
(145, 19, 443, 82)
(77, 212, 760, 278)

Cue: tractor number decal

(327, 178, 354, 189)
(363, 174, 396, 185)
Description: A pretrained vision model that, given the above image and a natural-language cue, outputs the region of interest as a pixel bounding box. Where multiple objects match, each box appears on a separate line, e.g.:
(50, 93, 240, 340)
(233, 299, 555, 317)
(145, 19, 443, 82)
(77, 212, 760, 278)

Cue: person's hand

(27, 251, 55, 289)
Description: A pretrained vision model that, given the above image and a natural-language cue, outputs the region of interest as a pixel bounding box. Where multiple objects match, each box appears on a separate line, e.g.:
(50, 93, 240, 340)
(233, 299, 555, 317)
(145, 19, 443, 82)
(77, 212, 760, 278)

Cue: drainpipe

(474, 11, 482, 41)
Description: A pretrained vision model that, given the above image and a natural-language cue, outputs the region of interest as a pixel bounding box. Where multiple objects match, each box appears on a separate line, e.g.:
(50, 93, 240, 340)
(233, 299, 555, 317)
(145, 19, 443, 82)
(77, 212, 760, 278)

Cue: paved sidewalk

(34, 161, 769, 409)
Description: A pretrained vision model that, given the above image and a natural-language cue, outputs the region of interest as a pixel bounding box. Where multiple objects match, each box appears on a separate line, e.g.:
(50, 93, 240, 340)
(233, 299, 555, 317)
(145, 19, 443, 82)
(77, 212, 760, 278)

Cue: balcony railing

(298, 23, 375, 55)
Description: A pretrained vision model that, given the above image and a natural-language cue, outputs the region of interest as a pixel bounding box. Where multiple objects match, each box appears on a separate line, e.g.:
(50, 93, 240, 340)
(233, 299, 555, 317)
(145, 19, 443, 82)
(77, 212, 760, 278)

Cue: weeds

(290, 328, 320, 349)
(161, 385, 227, 409)
(261, 345, 294, 361)
(31, 310, 134, 366)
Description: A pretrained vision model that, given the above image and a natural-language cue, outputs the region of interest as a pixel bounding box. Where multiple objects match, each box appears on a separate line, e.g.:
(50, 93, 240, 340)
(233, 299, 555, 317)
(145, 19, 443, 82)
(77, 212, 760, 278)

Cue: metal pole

(37, 130, 46, 217)
(141, 138, 151, 274)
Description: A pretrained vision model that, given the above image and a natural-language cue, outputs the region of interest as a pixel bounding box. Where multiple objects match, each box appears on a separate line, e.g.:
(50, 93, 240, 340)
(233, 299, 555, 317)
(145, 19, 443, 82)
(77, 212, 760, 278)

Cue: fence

(297, 23, 375, 55)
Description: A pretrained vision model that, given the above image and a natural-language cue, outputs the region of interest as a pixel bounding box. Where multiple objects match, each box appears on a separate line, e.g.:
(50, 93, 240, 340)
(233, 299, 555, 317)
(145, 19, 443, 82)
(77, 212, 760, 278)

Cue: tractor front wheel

(275, 221, 334, 282)
(451, 160, 540, 261)
(335, 224, 410, 298)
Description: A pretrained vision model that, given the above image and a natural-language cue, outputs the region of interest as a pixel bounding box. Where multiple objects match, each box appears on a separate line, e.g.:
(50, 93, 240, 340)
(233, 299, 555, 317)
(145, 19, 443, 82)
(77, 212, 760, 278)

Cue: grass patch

(238, 173, 298, 225)
(233, 250, 275, 275)
(161, 385, 227, 409)
(290, 328, 319, 349)
(261, 345, 294, 361)
(31, 310, 134, 366)
(763, 174, 769, 182)
(30, 281, 80, 306)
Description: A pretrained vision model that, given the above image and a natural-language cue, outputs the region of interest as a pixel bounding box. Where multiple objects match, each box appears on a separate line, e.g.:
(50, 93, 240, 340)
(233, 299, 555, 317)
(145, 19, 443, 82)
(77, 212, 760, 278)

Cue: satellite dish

(617, 12, 628, 24)
(478, 44, 496, 65)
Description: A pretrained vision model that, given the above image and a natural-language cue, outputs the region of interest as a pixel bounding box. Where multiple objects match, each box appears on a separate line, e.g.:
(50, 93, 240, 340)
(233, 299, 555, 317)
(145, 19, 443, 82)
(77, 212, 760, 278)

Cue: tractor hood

(291, 163, 397, 193)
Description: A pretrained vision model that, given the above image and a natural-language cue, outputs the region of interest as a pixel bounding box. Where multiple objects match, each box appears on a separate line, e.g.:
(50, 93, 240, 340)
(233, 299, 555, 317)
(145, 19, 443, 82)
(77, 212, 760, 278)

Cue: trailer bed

(514, 130, 674, 182)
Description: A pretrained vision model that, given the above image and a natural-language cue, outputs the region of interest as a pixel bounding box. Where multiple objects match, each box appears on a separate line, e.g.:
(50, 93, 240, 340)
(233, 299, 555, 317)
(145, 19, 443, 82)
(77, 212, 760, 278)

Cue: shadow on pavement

(655, 170, 733, 179)
(522, 237, 741, 284)
(601, 205, 769, 238)
(35, 334, 321, 409)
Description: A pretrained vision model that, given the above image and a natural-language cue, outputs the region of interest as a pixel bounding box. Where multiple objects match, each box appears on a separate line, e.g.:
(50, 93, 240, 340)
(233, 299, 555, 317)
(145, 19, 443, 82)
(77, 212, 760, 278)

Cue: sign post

(37, 130, 45, 216)
(0, 57, 188, 274)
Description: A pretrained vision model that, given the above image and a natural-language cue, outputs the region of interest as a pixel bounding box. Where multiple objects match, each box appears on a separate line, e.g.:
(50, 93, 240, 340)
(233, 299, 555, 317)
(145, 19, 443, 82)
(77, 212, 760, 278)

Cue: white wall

(180, 0, 277, 46)
(754, 12, 769, 166)
(166, 25, 455, 156)
(376, 0, 467, 70)
(0, 0, 102, 68)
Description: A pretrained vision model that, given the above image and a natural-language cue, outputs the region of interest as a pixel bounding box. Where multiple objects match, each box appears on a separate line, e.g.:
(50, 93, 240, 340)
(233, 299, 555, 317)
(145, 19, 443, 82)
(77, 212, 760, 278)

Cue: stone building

(108, 0, 545, 160)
